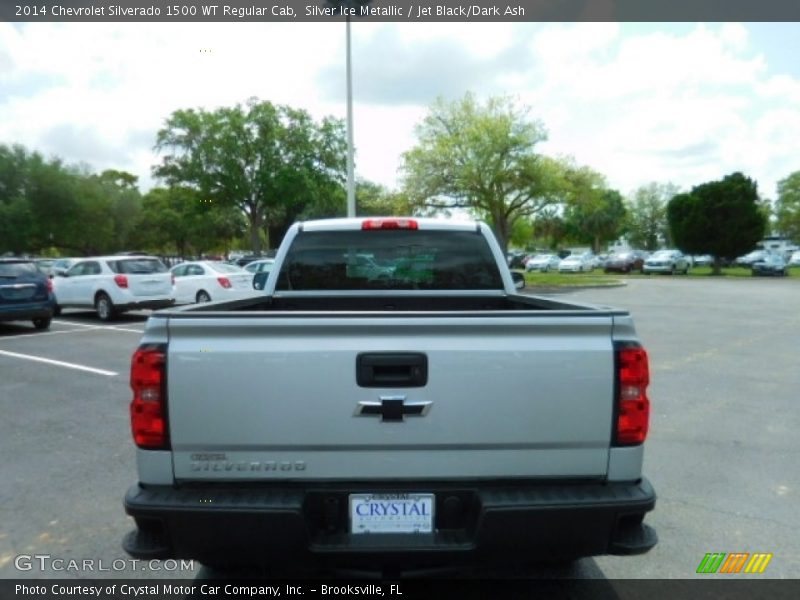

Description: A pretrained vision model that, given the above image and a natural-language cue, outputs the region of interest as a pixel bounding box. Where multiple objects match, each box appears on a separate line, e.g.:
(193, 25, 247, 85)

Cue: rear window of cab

(276, 230, 503, 291)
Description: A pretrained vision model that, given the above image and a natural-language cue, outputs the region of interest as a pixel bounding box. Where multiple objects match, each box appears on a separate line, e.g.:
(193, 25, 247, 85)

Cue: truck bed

(157, 291, 625, 315)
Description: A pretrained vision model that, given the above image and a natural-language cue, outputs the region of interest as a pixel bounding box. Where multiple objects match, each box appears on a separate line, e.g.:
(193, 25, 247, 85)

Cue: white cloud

(1, 22, 799, 202)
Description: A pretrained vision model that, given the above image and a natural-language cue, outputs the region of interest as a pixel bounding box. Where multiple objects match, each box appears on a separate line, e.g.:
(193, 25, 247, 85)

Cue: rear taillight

(615, 345, 650, 445)
(217, 277, 231, 289)
(46, 278, 53, 293)
(362, 218, 418, 230)
(114, 274, 129, 288)
(130, 345, 168, 449)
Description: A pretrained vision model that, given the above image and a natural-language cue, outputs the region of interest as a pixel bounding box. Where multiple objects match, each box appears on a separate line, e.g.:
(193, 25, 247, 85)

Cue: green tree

(667, 172, 766, 275)
(0, 144, 35, 254)
(401, 93, 563, 253)
(625, 183, 678, 251)
(91, 169, 143, 252)
(154, 98, 347, 253)
(532, 207, 568, 250)
(0, 145, 147, 256)
(135, 187, 245, 256)
(775, 171, 800, 242)
(561, 166, 625, 252)
(355, 180, 415, 217)
(508, 218, 535, 249)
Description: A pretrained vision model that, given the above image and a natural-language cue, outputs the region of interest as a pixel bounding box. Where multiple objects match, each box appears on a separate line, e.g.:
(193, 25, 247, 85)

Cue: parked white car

(171, 261, 255, 304)
(788, 251, 800, 267)
(52, 256, 175, 321)
(525, 254, 562, 272)
(558, 253, 594, 272)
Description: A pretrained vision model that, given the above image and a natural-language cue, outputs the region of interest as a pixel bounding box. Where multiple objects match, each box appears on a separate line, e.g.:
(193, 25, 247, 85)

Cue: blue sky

(1, 22, 799, 202)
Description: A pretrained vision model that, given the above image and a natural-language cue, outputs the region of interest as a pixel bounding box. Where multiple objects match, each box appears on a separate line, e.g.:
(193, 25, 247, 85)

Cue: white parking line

(107, 326, 145, 333)
(0, 349, 118, 377)
(53, 320, 144, 334)
(0, 327, 105, 342)
(52, 319, 104, 329)
(0, 322, 143, 343)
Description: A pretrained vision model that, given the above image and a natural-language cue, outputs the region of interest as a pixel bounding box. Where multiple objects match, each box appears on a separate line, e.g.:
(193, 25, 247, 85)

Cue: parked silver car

(558, 253, 594, 273)
(751, 253, 788, 277)
(735, 249, 769, 267)
(525, 254, 562, 272)
(643, 250, 690, 275)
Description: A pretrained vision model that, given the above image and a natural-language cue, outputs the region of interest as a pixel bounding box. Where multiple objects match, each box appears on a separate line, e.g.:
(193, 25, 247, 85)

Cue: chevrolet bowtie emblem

(355, 396, 432, 422)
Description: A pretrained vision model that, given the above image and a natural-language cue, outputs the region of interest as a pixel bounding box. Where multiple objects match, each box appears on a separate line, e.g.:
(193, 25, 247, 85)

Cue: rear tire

(32, 318, 51, 330)
(53, 304, 62, 316)
(95, 293, 115, 321)
(196, 290, 211, 303)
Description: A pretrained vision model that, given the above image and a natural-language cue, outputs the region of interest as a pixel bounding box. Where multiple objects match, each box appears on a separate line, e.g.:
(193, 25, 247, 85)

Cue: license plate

(0, 286, 35, 300)
(349, 493, 434, 534)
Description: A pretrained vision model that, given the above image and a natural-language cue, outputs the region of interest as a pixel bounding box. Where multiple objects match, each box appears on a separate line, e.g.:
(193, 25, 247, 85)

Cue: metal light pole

(326, 0, 370, 217)
(346, 14, 355, 217)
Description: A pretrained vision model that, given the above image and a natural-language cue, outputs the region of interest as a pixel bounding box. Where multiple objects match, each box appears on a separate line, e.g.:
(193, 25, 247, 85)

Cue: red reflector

(114, 274, 128, 288)
(217, 276, 232, 289)
(616, 346, 650, 445)
(361, 218, 418, 230)
(130, 346, 168, 449)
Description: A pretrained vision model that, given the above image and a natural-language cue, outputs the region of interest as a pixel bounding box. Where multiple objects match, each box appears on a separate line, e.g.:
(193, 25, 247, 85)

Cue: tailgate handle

(357, 353, 428, 388)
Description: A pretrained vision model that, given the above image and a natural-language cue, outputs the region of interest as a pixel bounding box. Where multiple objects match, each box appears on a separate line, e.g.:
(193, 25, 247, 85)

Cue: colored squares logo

(697, 552, 773, 574)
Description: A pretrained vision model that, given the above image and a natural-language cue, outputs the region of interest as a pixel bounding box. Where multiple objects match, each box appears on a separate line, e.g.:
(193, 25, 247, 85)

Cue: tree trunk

(248, 211, 262, 253)
(712, 257, 723, 276)
(493, 214, 510, 255)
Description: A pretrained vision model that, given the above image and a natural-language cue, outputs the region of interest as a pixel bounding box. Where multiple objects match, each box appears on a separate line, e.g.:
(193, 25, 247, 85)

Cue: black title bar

(3, 0, 800, 22)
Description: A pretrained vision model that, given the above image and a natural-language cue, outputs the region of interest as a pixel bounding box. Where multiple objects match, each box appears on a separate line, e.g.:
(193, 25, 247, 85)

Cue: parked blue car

(0, 259, 56, 329)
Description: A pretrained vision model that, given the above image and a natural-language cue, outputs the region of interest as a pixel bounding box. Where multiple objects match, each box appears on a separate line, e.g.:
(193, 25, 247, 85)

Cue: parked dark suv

(0, 258, 56, 329)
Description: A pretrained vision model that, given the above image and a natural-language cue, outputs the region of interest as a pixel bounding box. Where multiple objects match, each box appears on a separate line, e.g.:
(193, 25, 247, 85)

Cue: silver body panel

(164, 313, 617, 481)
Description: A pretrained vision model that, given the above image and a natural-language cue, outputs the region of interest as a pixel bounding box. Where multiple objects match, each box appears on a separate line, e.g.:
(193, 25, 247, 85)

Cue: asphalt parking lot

(1, 277, 798, 583)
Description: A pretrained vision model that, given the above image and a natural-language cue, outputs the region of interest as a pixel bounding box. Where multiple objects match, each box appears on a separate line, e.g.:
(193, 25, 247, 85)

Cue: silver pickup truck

(123, 217, 656, 573)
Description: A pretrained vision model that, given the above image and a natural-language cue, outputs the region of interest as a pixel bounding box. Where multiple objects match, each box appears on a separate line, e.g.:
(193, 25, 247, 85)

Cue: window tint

(276, 230, 503, 291)
(108, 258, 167, 274)
(0, 261, 39, 277)
(212, 263, 245, 274)
(68, 263, 88, 276)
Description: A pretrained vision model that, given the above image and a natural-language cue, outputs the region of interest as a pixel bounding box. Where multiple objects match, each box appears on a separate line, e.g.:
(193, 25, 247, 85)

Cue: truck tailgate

(166, 314, 615, 481)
